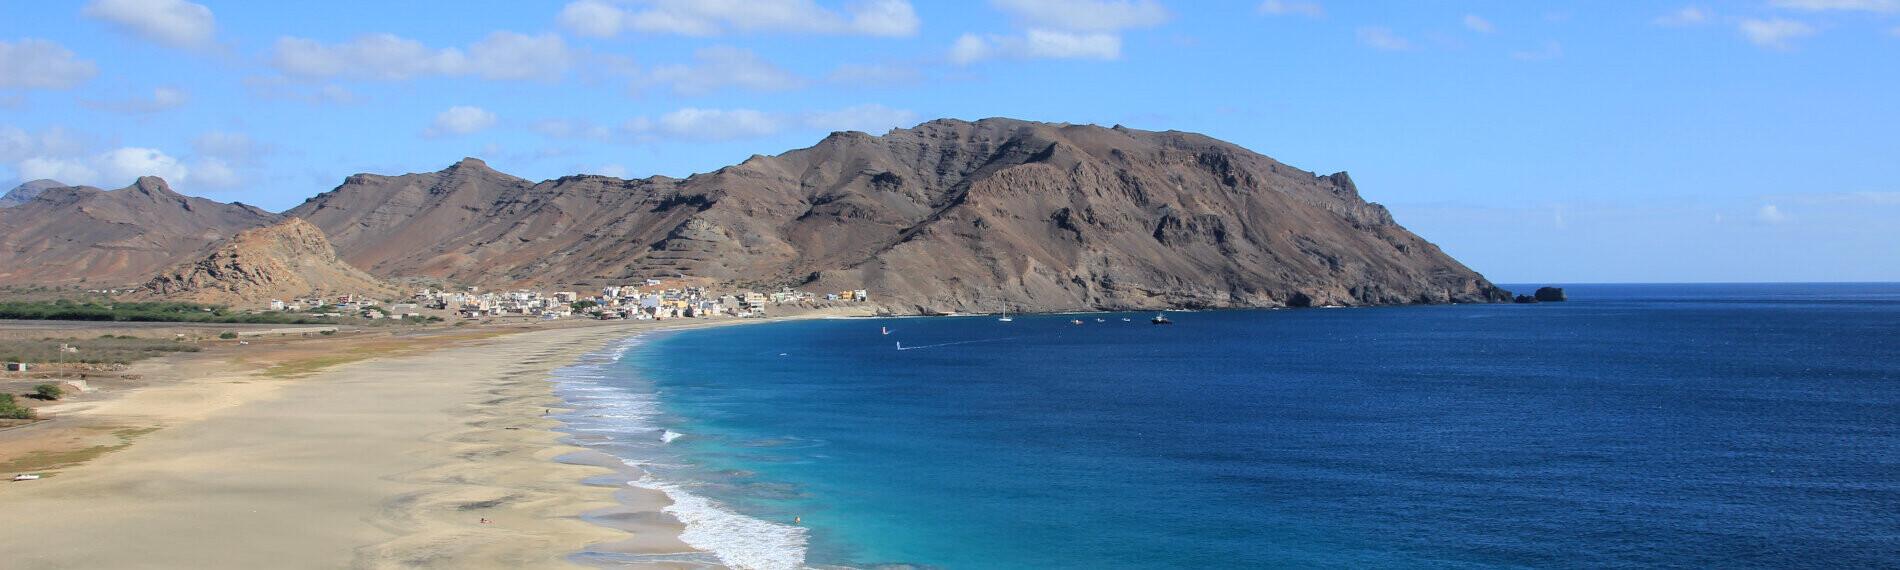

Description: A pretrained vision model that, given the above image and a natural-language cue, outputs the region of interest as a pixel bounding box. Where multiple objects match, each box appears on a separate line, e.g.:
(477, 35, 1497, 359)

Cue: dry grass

(0, 426, 158, 474)
(0, 336, 201, 365)
(255, 329, 514, 379)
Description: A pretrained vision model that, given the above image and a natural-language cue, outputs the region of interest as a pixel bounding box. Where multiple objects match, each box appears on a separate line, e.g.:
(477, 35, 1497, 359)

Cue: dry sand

(0, 315, 830, 569)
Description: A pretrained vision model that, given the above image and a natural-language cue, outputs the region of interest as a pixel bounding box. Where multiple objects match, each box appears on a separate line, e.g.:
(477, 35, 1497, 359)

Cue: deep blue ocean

(554, 283, 1900, 569)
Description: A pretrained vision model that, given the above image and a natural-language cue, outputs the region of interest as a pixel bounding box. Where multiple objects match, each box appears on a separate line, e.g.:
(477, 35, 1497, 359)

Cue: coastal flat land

(0, 316, 799, 569)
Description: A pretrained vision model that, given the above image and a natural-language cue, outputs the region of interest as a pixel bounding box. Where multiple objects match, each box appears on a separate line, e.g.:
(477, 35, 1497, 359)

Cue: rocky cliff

(289, 118, 1509, 313)
(0, 177, 279, 287)
(139, 217, 396, 305)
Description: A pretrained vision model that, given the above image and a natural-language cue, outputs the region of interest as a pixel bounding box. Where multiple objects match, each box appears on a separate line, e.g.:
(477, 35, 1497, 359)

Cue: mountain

(140, 217, 397, 306)
(0, 177, 279, 287)
(291, 118, 1508, 313)
(0, 179, 66, 208)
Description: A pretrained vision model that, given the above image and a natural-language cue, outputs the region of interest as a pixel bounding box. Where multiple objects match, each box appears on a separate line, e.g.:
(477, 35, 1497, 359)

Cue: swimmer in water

(794, 516, 802, 525)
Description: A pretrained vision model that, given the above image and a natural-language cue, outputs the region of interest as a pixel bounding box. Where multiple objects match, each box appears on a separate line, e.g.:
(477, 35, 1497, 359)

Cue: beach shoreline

(0, 309, 868, 569)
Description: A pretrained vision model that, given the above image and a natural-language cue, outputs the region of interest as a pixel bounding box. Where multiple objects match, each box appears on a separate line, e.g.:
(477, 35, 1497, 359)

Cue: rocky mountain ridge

(2, 118, 1509, 312)
(290, 118, 1508, 312)
(0, 177, 279, 287)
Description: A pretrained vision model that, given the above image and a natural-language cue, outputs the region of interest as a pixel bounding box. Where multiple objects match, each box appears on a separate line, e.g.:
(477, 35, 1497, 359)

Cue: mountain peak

(446, 157, 492, 171)
(0, 179, 67, 208)
(129, 176, 178, 197)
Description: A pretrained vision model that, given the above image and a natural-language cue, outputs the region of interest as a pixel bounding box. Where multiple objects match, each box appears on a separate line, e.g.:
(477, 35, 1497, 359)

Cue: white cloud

(1654, 6, 1711, 26)
(1257, 0, 1323, 18)
(80, 86, 189, 113)
(802, 103, 917, 133)
(626, 108, 783, 141)
(1463, 14, 1494, 33)
(82, 0, 216, 49)
(19, 147, 189, 187)
(0, 39, 99, 90)
(424, 106, 499, 137)
(620, 104, 916, 142)
(189, 156, 239, 188)
(1738, 18, 1816, 49)
(953, 0, 1164, 64)
(1769, 0, 1899, 12)
(989, 0, 1169, 32)
(270, 31, 570, 82)
(1357, 27, 1412, 51)
(558, 0, 919, 38)
(467, 32, 573, 81)
(1510, 41, 1563, 61)
(1756, 204, 1788, 224)
(648, 46, 805, 96)
(0, 126, 91, 164)
(950, 29, 1122, 64)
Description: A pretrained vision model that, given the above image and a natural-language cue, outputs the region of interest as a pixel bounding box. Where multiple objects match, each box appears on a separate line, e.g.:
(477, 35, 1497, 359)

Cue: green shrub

(218, 331, 238, 340)
(0, 394, 32, 419)
(33, 383, 62, 400)
(319, 330, 337, 336)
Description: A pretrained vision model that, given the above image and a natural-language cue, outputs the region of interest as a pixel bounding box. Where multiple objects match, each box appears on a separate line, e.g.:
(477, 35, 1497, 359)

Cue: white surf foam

(632, 474, 809, 570)
(551, 331, 811, 570)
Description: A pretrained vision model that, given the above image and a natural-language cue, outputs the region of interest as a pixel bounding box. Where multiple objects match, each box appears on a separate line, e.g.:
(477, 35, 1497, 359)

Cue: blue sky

(2, 0, 1896, 283)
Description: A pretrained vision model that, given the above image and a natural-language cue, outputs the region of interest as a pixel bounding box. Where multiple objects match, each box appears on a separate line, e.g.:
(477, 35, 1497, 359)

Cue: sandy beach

(0, 314, 851, 569)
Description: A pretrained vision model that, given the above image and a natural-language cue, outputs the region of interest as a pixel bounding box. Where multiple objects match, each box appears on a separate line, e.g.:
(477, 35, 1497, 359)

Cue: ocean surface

(552, 283, 1900, 569)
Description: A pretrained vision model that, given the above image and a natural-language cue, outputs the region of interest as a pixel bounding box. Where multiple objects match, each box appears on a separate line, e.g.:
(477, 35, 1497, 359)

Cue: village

(268, 280, 871, 322)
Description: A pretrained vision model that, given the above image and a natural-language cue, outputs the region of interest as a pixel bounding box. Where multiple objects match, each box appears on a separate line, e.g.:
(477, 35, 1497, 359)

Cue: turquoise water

(556, 284, 1900, 568)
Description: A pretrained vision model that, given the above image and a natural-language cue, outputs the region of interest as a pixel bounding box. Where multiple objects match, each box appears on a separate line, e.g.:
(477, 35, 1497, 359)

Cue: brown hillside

(140, 217, 397, 306)
(0, 177, 279, 287)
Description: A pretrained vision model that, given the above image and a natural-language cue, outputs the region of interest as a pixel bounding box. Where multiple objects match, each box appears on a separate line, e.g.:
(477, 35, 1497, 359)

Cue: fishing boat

(1151, 313, 1172, 325)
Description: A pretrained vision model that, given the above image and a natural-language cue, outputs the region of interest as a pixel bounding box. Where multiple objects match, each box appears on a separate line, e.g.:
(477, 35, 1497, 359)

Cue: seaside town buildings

(267, 283, 868, 322)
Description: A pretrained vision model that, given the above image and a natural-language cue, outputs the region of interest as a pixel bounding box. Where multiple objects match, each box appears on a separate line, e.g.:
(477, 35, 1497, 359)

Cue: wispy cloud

(951, 0, 1168, 64)
(1654, 6, 1711, 26)
(82, 0, 217, 50)
(1510, 41, 1564, 61)
(80, 86, 189, 114)
(1257, 0, 1323, 18)
(1769, 0, 1899, 13)
(1463, 14, 1494, 33)
(0, 39, 97, 90)
(1737, 18, 1816, 49)
(423, 106, 498, 138)
(271, 31, 572, 82)
(557, 0, 919, 38)
(1357, 26, 1412, 51)
(645, 46, 805, 96)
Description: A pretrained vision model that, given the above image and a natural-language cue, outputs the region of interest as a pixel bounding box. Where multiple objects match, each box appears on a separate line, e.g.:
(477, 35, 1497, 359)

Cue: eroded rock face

(140, 217, 396, 306)
(0, 177, 279, 287)
(288, 118, 1512, 313)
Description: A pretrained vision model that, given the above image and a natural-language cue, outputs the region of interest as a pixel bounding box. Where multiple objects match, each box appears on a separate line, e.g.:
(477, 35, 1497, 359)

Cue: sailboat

(1151, 313, 1172, 325)
(998, 311, 1013, 322)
